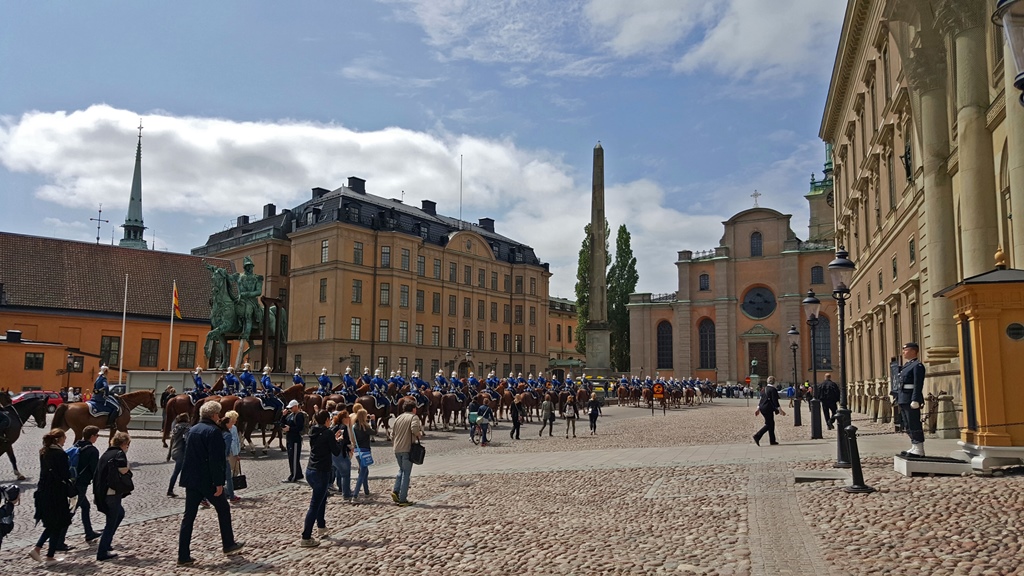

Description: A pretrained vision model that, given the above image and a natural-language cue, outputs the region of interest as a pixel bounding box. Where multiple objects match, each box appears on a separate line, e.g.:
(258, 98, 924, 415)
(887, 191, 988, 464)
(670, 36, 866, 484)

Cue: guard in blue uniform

(90, 365, 120, 427)
(434, 370, 447, 392)
(361, 367, 372, 387)
(343, 367, 358, 391)
(238, 363, 258, 397)
(222, 366, 240, 396)
(315, 368, 332, 396)
(189, 367, 210, 402)
(293, 368, 307, 389)
(895, 342, 927, 456)
(260, 366, 283, 412)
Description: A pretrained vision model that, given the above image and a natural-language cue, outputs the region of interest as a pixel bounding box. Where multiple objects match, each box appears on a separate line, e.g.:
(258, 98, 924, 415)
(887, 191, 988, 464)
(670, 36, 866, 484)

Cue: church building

(629, 152, 839, 385)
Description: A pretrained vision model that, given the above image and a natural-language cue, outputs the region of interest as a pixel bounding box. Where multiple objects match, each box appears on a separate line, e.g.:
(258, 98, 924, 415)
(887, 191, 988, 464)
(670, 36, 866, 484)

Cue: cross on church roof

(751, 189, 762, 207)
(138, 119, 143, 137)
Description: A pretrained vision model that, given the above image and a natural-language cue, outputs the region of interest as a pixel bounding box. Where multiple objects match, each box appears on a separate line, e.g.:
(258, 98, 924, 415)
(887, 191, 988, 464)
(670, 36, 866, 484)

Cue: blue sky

(0, 0, 845, 297)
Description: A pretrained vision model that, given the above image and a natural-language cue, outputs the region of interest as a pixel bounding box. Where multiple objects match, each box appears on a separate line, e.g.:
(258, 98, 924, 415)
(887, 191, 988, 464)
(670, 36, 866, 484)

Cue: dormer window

(417, 223, 429, 240)
(347, 205, 360, 223)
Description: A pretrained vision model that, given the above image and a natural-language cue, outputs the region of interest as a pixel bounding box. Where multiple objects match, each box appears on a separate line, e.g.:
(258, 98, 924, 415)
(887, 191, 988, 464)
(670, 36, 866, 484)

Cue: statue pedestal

(584, 325, 613, 379)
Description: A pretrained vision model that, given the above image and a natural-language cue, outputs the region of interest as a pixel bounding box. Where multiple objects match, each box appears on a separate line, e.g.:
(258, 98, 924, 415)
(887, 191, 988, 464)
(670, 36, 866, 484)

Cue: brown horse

(427, 391, 442, 431)
(630, 387, 643, 407)
(52, 389, 158, 442)
(161, 376, 228, 446)
(617, 386, 630, 407)
(500, 389, 515, 420)
(440, 393, 466, 430)
(235, 384, 305, 455)
(0, 391, 49, 480)
(518, 391, 537, 423)
(355, 395, 396, 438)
(642, 387, 654, 409)
(576, 388, 589, 407)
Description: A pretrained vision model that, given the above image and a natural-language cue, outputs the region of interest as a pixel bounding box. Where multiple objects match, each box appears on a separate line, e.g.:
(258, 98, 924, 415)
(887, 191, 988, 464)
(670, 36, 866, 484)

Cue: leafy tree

(608, 224, 639, 371)
(574, 220, 609, 354)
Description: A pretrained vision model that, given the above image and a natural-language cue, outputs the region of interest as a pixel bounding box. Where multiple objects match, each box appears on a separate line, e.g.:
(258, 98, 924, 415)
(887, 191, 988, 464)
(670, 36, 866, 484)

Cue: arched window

(750, 231, 763, 257)
(656, 321, 673, 370)
(699, 273, 710, 291)
(698, 319, 716, 369)
(814, 315, 833, 370)
(811, 266, 824, 285)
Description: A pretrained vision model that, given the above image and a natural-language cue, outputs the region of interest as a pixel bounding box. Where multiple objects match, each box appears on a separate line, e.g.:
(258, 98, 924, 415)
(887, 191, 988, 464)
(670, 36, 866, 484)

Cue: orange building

(547, 296, 580, 379)
(0, 232, 232, 392)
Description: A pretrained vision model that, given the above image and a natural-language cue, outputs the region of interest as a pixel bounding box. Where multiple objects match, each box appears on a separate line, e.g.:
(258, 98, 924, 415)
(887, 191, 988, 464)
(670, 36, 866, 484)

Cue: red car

(12, 390, 64, 413)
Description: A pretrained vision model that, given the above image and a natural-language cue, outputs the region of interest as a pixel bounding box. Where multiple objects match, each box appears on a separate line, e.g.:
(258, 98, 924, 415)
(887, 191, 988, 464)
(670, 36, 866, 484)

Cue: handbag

(356, 448, 374, 467)
(232, 460, 248, 490)
(409, 442, 425, 465)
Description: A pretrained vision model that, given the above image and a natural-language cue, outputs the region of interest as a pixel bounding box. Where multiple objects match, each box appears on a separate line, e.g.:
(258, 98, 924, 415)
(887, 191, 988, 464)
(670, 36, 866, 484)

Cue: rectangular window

(415, 358, 424, 374)
(381, 246, 391, 268)
(515, 305, 523, 324)
(515, 276, 523, 294)
(350, 318, 361, 340)
(448, 328, 456, 348)
(887, 151, 897, 211)
(463, 329, 471, 349)
(514, 335, 523, 353)
(398, 357, 408, 375)
(377, 356, 388, 375)
(279, 254, 289, 276)
(449, 262, 458, 282)
(352, 279, 363, 303)
(139, 338, 160, 367)
(433, 259, 442, 279)
(318, 316, 326, 340)
(432, 292, 441, 314)
(478, 268, 486, 288)
(567, 327, 572, 343)
(319, 278, 328, 302)
(279, 288, 288, 303)
(353, 242, 363, 265)
(530, 277, 536, 295)
(400, 285, 409, 308)
(490, 302, 498, 322)
(529, 335, 536, 354)
(504, 275, 511, 292)
(432, 326, 440, 347)
(24, 352, 44, 370)
(321, 239, 329, 263)
(477, 330, 485, 350)
(491, 272, 498, 291)
(878, 271, 883, 294)
(556, 324, 562, 342)
(464, 265, 472, 285)
(504, 304, 511, 324)
(448, 295, 457, 316)
(417, 255, 425, 276)
(380, 283, 391, 306)
(176, 341, 196, 369)
(529, 306, 536, 326)
(399, 321, 409, 343)
(490, 332, 497, 351)
(463, 297, 471, 318)
(351, 355, 361, 373)
(401, 248, 410, 271)
(294, 354, 301, 370)
(909, 239, 916, 265)
(478, 299, 485, 320)
(379, 320, 390, 342)
(431, 359, 440, 375)
(416, 290, 425, 312)
(100, 336, 121, 367)
(892, 256, 898, 281)
(415, 324, 424, 345)
(503, 334, 511, 352)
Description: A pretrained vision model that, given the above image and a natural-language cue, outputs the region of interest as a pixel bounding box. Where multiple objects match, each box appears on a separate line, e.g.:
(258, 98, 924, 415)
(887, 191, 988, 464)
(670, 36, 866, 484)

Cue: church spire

(119, 120, 148, 249)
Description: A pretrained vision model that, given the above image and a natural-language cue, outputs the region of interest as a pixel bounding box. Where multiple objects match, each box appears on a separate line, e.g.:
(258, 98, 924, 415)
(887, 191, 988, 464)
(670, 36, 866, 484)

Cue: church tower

(805, 142, 835, 243)
(119, 121, 148, 249)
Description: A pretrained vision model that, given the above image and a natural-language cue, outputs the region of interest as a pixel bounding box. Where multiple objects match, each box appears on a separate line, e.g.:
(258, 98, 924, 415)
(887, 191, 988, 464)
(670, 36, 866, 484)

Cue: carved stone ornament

(903, 45, 947, 93)
(935, 0, 986, 38)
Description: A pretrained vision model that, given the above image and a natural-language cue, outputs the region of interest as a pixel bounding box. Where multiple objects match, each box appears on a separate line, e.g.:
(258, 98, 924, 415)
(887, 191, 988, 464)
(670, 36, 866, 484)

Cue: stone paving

(0, 398, 1020, 575)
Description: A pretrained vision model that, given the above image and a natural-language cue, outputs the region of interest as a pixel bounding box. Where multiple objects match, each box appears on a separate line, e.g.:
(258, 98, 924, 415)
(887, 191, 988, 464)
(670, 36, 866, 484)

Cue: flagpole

(120, 273, 128, 385)
(168, 280, 176, 371)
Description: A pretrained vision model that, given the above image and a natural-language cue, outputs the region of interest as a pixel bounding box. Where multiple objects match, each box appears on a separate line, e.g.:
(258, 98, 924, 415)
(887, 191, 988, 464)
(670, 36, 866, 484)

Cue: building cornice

(821, 0, 873, 142)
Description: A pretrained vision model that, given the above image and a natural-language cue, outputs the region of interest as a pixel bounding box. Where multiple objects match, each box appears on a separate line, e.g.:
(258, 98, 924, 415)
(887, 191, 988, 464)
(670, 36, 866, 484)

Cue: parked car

(12, 390, 64, 413)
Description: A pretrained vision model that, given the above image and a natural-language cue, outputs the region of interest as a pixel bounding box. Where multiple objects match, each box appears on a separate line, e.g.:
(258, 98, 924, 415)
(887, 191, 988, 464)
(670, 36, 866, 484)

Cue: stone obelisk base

(584, 326, 614, 378)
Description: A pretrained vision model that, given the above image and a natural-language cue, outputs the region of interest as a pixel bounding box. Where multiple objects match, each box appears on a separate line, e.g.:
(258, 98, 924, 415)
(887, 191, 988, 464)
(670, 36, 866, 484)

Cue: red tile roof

(0, 232, 234, 321)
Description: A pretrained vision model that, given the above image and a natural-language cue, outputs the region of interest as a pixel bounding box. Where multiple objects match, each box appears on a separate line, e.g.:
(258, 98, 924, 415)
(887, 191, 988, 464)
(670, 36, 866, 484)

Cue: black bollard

(809, 398, 823, 439)
(843, 424, 875, 494)
(834, 408, 852, 469)
(793, 398, 802, 426)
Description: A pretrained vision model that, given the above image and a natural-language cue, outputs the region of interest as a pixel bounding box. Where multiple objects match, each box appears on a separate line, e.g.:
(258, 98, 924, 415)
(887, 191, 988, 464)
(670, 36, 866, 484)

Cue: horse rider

(434, 370, 447, 393)
(90, 365, 120, 428)
(342, 367, 358, 391)
(235, 255, 264, 342)
(294, 367, 307, 389)
(259, 366, 284, 413)
(361, 367, 372, 387)
(407, 372, 429, 407)
(222, 366, 241, 396)
(316, 368, 333, 396)
(388, 371, 402, 391)
(238, 363, 258, 397)
(394, 370, 406, 388)
(370, 369, 388, 396)
(468, 372, 480, 391)
(190, 367, 210, 402)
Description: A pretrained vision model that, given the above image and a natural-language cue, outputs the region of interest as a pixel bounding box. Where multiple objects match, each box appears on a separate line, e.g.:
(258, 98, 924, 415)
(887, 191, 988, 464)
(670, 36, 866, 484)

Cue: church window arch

(698, 318, 716, 369)
(656, 321, 673, 370)
(750, 231, 763, 257)
(814, 315, 833, 370)
(699, 273, 710, 291)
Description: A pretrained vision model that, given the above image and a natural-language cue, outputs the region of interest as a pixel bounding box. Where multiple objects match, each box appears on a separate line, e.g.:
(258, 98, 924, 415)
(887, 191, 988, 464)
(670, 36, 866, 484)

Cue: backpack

(65, 446, 81, 480)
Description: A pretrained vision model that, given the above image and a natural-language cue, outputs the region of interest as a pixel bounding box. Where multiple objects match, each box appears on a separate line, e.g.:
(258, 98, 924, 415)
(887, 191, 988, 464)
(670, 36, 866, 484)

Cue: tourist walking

(352, 408, 373, 501)
(509, 396, 523, 440)
(166, 413, 191, 497)
(391, 402, 423, 506)
(94, 431, 133, 561)
(282, 399, 306, 483)
(221, 411, 241, 503)
(753, 377, 785, 446)
(176, 400, 244, 566)
(586, 393, 602, 435)
(539, 396, 555, 437)
(29, 429, 74, 563)
(476, 400, 495, 446)
(330, 410, 353, 500)
(72, 425, 102, 543)
(564, 396, 579, 438)
(820, 373, 840, 429)
(300, 410, 343, 547)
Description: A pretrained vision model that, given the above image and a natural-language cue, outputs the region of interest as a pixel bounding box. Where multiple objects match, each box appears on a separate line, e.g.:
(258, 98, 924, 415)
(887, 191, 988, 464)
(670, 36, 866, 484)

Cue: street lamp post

(65, 353, 74, 395)
(829, 247, 856, 469)
(994, 0, 1024, 106)
(802, 290, 823, 439)
(788, 325, 801, 427)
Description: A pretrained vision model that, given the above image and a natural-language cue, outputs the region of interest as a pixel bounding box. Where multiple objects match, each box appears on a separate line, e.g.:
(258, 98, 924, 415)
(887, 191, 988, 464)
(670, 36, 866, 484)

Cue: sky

(0, 0, 845, 298)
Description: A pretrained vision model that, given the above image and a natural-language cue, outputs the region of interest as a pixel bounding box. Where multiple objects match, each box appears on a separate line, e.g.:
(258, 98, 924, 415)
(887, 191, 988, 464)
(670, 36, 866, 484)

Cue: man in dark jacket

(74, 425, 102, 543)
(176, 400, 244, 566)
(281, 400, 307, 483)
(93, 431, 133, 561)
(819, 373, 840, 429)
(753, 377, 785, 446)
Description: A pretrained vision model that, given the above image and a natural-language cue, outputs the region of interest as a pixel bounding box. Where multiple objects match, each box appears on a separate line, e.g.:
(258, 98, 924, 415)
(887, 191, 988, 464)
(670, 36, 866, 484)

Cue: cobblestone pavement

(0, 399, 1019, 575)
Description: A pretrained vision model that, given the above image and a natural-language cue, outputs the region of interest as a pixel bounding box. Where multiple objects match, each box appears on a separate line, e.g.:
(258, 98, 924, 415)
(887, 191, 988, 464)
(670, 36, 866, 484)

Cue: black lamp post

(994, 0, 1024, 106)
(66, 353, 74, 393)
(828, 247, 856, 469)
(802, 290, 823, 439)
(788, 325, 801, 427)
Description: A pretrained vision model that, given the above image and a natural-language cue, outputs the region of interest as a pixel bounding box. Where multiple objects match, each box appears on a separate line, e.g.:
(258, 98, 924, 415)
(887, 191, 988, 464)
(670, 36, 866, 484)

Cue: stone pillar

(937, 393, 959, 439)
(903, 38, 959, 362)
(1007, 40, 1024, 266)
(938, 1, 999, 278)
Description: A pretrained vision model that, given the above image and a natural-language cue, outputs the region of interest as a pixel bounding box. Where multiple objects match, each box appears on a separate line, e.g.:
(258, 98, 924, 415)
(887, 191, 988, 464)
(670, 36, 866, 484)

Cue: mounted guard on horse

(314, 368, 332, 396)
(189, 366, 211, 403)
(368, 369, 391, 410)
(258, 365, 284, 415)
(238, 363, 258, 397)
(221, 366, 241, 395)
(89, 365, 121, 428)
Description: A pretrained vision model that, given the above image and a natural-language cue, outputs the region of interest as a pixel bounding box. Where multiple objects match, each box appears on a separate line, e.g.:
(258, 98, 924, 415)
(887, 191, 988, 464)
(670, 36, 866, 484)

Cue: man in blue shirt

(315, 368, 332, 396)
(238, 364, 258, 397)
(222, 367, 240, 396)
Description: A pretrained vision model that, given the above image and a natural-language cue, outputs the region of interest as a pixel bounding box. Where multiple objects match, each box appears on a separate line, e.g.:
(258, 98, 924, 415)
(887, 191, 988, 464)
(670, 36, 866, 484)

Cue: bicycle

(468, 412, 480, 444)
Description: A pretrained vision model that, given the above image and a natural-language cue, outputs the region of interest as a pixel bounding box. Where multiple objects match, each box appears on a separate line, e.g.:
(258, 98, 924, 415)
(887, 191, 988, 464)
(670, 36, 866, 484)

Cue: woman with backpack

(29, 429, 74, 563)
(70, 425, 102, 542)
(166, 413, 191, 498)
(564, 396, 579, 438)
(94, 431, 133, 561)
(351, 407, 373, 502)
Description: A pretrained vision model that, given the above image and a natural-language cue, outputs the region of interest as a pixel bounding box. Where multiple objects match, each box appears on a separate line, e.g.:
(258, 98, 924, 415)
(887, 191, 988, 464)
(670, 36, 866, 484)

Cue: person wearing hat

(294, 368, 307, 389)
(238, 363, 257, 398)
(342, 367, 358, 391)
(360, 367, 372, 387)
(315, 369, 332, 396)
(895, 342, 927, 456)
(222, 367, 240, 396)
(281, 399, 307, 483)
(190, 367, 210, 402)
(90, 366, 119, 428)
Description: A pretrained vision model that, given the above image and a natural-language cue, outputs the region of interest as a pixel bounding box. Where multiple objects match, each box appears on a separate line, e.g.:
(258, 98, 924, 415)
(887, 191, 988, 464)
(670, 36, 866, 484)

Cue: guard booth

(937, 254, 1024, 471)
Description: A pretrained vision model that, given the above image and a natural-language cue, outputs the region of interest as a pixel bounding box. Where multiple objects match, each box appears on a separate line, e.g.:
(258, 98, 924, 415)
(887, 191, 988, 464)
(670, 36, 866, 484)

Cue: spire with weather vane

(119, 119, 148, 249)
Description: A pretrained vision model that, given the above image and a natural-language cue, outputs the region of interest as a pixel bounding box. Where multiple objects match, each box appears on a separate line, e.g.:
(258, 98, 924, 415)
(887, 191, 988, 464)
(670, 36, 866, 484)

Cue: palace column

(937, 0, 999, 278)
(1007, 39, 1024, 265)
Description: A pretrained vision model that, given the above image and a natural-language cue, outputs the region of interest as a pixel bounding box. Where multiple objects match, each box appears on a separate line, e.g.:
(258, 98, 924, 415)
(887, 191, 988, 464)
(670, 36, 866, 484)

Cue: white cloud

(339, 54, 443, 89)
(584, 0, 711, 57)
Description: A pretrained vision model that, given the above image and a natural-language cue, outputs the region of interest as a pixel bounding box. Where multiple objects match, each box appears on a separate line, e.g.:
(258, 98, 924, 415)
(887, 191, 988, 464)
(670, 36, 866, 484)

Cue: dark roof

(193, 211, 292, 257)
(935, 267, 1024, 297)
(0, 232, 234, 321)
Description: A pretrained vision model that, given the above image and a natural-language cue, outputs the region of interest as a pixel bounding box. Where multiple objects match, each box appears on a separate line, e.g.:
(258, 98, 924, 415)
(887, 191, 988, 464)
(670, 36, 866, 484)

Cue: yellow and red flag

(173, 281, 182, 319)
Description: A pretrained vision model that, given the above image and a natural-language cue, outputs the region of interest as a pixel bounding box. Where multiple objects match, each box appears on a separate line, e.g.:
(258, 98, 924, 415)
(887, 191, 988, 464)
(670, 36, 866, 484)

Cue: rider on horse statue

(315, 368, 332, 396)
(222, 366, 240, 396)
(238, 363, 258, 397)
(190, 367, 210, 402)
(259, 366, 283, 412)
(90, 365, 121, 428)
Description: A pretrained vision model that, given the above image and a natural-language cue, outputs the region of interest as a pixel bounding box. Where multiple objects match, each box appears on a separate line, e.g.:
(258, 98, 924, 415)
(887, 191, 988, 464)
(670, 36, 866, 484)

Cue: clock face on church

(741, 287, 777, 319)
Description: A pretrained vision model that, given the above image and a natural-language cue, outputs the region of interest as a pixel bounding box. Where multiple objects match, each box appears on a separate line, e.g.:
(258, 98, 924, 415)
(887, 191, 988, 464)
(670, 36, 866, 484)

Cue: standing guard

(896, 342, 927, 457)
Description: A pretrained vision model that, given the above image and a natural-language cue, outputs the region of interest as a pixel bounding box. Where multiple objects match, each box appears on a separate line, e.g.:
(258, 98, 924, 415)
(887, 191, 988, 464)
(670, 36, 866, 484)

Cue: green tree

(574, 220, 609, 355)
(608, 224, 639, 371)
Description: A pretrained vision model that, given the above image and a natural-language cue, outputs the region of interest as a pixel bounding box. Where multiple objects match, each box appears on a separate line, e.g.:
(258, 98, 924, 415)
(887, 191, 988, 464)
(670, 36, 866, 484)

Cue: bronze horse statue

(203, 262, 287, 370)
(0, 390, 49, 480)
(52, 389, 158, 442)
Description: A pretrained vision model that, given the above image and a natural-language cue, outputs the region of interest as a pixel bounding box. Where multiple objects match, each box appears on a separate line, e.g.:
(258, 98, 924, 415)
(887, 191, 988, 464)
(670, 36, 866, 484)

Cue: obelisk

(585, 142, 612, 378)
